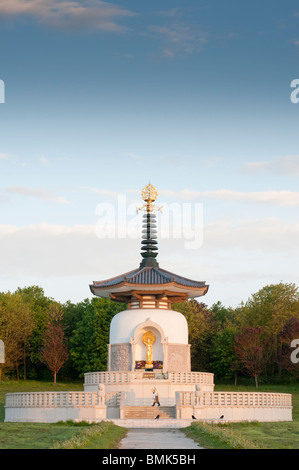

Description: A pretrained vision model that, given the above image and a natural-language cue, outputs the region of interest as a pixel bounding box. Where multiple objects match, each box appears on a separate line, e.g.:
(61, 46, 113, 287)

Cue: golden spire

(137, 183, 162, 214)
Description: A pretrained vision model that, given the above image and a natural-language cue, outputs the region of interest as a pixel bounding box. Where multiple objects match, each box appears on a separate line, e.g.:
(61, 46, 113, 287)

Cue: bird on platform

(219, 415, 224, 419)
(154, 414, 160, 420)
(192, 415, 196, 420)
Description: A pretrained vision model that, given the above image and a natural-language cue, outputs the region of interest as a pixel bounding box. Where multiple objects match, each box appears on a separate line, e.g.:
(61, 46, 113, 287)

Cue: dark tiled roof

(92, 266, 206, 288)
(125, 267, 170, 285)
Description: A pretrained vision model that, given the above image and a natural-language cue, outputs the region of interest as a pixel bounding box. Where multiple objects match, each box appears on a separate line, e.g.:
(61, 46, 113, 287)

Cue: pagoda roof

(90, 265, 209, 300)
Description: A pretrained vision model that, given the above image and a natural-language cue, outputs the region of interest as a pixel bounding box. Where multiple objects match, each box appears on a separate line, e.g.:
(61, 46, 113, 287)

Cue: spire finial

(137, 183, 162, 268)
(137, 183, 162, 215)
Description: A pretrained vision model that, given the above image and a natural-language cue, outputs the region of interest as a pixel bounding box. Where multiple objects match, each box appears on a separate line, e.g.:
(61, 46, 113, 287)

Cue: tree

(40, 305, 69, 383)
(209, 302, 242, 383)
(0, 292, 34, 381)
(16, 285, 54, 379)
(234, 327, 268, 388)
(69, 298, 125, 376)
(210, 328, 238, 381)
(173, 300, 215, 371)
(236, 283, 299, 376)
(210, 301, 236, 332)
(60, 300, 88, 378)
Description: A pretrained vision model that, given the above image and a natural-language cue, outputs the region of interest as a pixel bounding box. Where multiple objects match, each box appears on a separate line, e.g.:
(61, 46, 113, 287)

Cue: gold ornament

(137, 183, 162, 214)
(141, 184, 158, 203)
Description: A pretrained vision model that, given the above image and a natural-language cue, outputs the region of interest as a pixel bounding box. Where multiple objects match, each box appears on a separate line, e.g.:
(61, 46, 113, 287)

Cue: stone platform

(4, 370, 293, 423)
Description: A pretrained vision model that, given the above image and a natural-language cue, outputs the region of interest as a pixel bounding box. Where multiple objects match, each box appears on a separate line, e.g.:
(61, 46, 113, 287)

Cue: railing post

(175, 391, 181, 419)
(94, 384, 106, 420)
(119, 391, 126, 419)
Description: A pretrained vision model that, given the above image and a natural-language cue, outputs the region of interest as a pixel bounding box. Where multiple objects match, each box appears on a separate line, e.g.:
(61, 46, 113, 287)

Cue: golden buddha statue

(142, 331, 156, 370)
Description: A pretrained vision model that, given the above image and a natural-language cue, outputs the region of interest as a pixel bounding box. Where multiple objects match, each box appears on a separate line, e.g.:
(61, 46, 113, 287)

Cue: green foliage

(68, 298, 125, 376)
(238, 282, 299, 333)
(235, 282, 299, 377)
(210, 328, 237, 379)
(210, 301, 236, 330)
(16, 286, 55, 368)
(0, 291, 34, 380)
(173, 300, 214, 371)
(0, 285, 125, 380)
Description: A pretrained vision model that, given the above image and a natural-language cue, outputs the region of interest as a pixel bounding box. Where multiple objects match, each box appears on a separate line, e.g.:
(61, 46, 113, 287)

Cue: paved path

(119, 428, 203, 449)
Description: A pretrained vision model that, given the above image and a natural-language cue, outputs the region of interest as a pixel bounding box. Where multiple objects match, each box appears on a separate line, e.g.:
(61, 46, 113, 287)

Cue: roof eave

(90, 281, 209, 299)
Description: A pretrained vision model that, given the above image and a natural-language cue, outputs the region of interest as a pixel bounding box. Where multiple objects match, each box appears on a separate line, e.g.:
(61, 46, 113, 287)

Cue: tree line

(173, 282, 299, 386)
(0, 283, 298, 386)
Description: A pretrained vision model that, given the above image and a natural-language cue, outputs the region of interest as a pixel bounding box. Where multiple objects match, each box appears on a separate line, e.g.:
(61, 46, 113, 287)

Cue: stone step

(124, 406, 176, 419)
(109, 418, 193, 428)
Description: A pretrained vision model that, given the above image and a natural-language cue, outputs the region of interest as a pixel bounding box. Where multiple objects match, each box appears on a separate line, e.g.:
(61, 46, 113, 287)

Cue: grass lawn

(0, 380, 126, 449)
(0, 422, 85, 449)
(184, 382, 299, 449)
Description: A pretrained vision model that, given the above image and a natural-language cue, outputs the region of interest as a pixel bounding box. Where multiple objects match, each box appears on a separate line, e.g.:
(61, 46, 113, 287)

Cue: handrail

(84, 371, 214, 385)
(201, 391, 292, 407)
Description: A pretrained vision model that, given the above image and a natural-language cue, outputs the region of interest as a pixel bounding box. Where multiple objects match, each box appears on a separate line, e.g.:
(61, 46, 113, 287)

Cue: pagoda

(4, 184, 292, 426)
(90, 183, 209, 374)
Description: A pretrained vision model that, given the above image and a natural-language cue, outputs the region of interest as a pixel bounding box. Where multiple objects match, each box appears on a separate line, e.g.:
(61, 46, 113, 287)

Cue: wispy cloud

(0, 152, 26, 166)
(242, 154, 299, 176)
(82, 186, 120, 198)
(159, 189, 299, 207)
(38, 155, 50, 166)
(0, 222, 137, 278)
(202, 217, 299, 254)
(82, 186, 299, 207)
(155, 8, 181, 19)
(0, 0, 136, 32)
(5, 186, 70, 204)
(147, 22, 208, 58)
(199, 157, 223, 167)
(0, 217, 298, 282)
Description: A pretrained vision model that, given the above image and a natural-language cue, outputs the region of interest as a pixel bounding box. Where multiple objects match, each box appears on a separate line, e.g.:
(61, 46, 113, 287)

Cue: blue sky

(0, 0, 299, 308)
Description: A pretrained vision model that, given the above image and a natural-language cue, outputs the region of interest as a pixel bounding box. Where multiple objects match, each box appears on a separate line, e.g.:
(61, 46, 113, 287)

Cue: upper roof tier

(90, 184, 209, 305)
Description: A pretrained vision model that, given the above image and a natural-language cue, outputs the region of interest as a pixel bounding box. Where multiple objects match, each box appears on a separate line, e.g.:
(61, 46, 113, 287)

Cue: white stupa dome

(109, 308, 188, 345)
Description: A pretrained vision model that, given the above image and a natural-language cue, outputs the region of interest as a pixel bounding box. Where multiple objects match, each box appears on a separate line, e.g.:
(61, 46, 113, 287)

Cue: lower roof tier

(90, 265, 209, 303)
